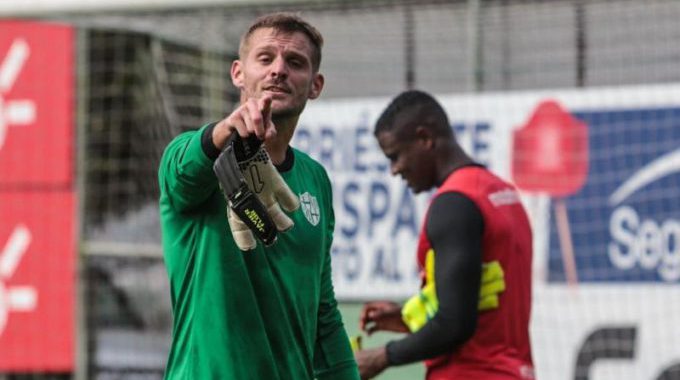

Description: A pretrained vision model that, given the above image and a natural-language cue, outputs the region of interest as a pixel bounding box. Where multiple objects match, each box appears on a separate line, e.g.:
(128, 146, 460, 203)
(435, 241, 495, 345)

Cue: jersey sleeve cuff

(385, 340, 407, 366)
(200, 122, 221, 160)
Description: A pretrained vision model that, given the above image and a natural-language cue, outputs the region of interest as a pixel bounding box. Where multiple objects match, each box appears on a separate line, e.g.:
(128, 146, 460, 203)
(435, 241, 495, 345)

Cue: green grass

(338, 303, 425, 380)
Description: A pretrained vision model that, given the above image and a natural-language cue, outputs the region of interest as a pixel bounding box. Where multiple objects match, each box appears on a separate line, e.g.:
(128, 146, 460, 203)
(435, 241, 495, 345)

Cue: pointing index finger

(260, 95, 272, 123)
(259, 95, 276, 140)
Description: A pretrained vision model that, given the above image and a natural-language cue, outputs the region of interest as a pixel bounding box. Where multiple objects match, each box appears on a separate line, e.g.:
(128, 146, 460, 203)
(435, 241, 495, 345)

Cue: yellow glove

(402, 284, 437, 333)
(478, 260, 505, 311)
(349, 335, 363, 353)
(402, 250, 438, 332)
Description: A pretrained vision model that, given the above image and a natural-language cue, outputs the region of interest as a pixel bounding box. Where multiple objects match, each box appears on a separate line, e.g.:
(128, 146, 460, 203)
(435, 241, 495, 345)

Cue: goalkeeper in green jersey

(158, 12, 359, 380)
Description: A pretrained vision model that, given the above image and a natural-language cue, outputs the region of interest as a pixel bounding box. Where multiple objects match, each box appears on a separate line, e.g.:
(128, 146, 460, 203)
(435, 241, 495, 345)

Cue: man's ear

(415, 126, 435, 149)
(231, 60, 244, 89)
(308, 73, 325, 100)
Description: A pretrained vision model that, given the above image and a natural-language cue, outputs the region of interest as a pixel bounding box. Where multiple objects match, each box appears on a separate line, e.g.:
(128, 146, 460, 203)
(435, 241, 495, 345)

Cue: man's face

(231, 27, 324, 119)
(376, 130, 435, 194)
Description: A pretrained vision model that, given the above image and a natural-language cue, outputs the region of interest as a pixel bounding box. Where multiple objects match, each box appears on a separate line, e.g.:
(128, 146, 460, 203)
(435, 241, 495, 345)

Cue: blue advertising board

(548, 107, 680, 283)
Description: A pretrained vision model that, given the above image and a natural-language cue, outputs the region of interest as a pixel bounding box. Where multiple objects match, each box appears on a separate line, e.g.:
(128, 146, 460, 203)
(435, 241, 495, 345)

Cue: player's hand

(354, 347, 389, 380)
(359, 301, 409, 335)
(213, 96, 277, 149)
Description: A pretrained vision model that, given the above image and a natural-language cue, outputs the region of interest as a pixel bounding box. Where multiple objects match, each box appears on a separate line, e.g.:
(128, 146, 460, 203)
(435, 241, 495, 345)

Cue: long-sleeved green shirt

(158, 125, 359, 380)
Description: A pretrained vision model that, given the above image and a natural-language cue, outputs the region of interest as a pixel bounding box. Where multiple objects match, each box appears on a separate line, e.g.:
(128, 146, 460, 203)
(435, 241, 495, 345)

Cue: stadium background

(1, 0, 680, 379)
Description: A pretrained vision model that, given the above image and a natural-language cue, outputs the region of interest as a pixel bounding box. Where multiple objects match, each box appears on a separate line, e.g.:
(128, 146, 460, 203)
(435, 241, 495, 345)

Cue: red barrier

(0, 21, 75, 372)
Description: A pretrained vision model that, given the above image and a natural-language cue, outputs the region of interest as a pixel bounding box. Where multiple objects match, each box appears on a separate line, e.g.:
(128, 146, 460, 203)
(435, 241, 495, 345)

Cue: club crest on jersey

(299, 192, 320, 226)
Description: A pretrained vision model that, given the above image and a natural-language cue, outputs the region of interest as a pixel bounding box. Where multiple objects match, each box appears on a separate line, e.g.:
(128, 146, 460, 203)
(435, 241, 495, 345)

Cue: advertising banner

(0, 21, 75, 372)
(0, 191, 75, 371)
(0, 21, 73, 186)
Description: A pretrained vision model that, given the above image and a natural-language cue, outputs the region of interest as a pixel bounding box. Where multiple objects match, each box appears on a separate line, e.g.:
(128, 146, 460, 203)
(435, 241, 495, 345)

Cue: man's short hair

(240, 12, 324, 72)
(374, 90, 452, 139)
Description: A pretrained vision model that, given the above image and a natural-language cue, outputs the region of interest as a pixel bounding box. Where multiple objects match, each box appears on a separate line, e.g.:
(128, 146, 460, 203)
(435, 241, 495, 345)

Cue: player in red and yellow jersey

(355, 90, 534, 380)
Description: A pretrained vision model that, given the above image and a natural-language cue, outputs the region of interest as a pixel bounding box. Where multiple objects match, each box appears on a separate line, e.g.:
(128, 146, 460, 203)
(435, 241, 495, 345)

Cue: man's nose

(270, 56, 288, 78)
(390, 162, 400, 176)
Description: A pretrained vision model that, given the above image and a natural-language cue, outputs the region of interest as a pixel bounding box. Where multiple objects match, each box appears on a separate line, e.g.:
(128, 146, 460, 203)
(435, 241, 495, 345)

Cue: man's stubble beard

(272, 102, 307, 125)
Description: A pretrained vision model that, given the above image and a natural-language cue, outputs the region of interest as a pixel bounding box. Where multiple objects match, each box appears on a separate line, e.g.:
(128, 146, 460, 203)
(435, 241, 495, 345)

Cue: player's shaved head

(374, 90, 453, 141)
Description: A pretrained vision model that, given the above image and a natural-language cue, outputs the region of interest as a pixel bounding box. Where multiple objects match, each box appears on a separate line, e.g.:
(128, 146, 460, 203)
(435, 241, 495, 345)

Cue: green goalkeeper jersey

(158, 125, 359, 380)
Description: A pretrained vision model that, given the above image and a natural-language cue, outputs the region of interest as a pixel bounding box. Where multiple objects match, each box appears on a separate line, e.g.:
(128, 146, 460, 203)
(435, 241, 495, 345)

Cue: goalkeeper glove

(213, 136, 277, 250)
(233, 135, 300, 231)
(213, 134, 300, 250)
